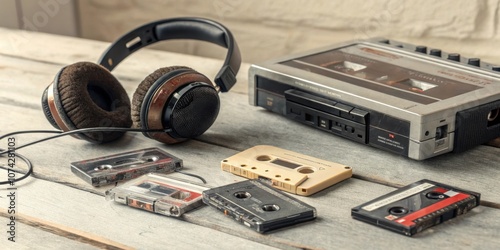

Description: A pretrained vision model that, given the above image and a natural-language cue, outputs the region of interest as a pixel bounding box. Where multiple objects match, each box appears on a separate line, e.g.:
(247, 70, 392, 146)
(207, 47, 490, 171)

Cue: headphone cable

(0, 127, 170, 185)
(0, 127, 170, 156)
(0, 149, 33, 185)
(1, 127, 210, 185)
(0, 130, 62, 141)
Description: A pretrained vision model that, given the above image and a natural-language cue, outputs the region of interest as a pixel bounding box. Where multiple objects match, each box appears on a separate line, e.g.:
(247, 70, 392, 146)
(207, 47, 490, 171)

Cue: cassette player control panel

(249, 38, 500, 160)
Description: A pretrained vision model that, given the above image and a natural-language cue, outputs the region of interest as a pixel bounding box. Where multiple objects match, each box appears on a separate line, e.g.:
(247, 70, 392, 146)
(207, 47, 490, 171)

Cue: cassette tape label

(106, 174, 209, 217)
(395, 191, 473, 227)
(150, 181, 202, 202)
(351, 179, 480, 236)
(362, 182, 435, 211)
(128, 196, 154, 212)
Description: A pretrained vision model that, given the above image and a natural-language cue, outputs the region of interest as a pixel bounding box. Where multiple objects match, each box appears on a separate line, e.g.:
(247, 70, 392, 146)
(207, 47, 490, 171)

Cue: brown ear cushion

(131, 66, 192, 129)
(57, 62, 132, 143)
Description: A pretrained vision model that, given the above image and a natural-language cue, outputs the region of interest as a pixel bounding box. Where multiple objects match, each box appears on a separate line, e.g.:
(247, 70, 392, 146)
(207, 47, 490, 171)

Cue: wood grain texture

(186, 179, 500, 249)
(0, 28, 499, 249)
(0, 209, 132, 250)
(1, 171, 499, 249)
(1, 55, 499, 205)
(0, 171, 278, 250)
(0, 216, 99, 250)
(203, 93, 500, 204)
(0, 29, 498, 200)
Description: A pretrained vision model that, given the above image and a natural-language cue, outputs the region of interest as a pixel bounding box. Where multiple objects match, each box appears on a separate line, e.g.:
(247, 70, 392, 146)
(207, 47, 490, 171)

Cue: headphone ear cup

(132, 66, 219, 144)
(131, 66, 191, 128)
(42, 62, 132, 143)
(166, 81, 220, 138)
(41, 86, 61, 129)
(132, 66, 193, 143)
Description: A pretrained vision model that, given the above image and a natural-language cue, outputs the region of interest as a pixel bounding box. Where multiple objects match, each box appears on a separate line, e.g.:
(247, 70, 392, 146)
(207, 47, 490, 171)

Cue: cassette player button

(333, 103, 353, 119)
(349, 108, 369, 124)
(430, 49, 442, 57)
(318, 116, 330, 129)
(415, 46, 427, 53)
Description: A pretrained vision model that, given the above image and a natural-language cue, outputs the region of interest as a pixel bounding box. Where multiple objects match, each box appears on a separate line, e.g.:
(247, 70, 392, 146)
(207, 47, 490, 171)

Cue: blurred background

(1, 0, 499, 64)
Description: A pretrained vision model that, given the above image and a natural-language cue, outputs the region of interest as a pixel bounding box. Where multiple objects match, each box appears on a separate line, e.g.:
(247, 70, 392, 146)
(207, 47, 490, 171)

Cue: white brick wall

(78, 0, 500, 64)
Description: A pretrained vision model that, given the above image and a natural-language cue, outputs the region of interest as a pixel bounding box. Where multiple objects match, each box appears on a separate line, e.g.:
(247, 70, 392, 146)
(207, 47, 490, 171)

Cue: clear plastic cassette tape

(106, 173, 210, 217)
(71, 147, 183, 186)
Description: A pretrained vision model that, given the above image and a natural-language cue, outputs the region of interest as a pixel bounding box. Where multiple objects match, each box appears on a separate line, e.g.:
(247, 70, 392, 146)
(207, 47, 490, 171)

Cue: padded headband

(97, 17, 241, 92)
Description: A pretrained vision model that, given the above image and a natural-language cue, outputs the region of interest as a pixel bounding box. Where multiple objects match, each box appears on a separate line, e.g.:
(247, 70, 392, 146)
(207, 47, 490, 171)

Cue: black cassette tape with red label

(351, 179, 480, 236)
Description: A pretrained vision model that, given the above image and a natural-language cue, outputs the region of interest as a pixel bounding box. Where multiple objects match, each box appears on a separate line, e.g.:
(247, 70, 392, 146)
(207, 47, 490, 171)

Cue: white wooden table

(0, 28, 499, 249)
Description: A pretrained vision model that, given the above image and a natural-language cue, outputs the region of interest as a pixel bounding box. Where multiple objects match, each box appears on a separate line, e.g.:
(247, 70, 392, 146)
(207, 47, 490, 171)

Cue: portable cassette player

(249, 38, 500, 160)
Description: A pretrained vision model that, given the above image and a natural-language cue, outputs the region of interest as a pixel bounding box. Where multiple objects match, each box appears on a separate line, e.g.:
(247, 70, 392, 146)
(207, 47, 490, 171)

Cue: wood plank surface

(0, 28, 499, 249)
(0, 215, 99, 250)
(0, 171, 278, 250)
(1, 170, 499, 249)
(0, 49, 499, 205)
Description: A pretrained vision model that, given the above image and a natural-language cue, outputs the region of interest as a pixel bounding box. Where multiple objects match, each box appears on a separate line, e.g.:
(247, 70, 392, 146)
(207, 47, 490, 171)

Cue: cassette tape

(202, 179, 316, 233)
(105, 173, 210, 217)
(351, 179, 481, 236)
(221, 145, 352, 196)
(71, 147, 183, 186)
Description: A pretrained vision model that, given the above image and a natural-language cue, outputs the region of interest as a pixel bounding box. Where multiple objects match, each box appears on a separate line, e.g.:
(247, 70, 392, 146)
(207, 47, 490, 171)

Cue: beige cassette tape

(221, 145, 352, 196)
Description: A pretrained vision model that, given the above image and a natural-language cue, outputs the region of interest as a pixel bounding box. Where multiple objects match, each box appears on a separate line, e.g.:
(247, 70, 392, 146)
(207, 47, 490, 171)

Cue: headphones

(41, 17, 241, 144)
